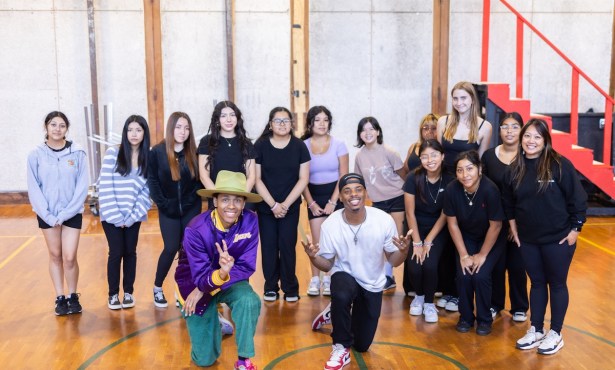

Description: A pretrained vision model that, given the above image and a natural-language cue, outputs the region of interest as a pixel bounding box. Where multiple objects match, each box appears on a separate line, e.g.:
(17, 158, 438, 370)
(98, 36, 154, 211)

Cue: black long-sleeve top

(502, 156, 587, 244)
(147, 142, 202, 218)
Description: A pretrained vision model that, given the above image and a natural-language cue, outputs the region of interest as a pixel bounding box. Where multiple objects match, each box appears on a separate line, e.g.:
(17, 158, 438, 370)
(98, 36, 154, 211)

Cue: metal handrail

(481, 0, 614, 166)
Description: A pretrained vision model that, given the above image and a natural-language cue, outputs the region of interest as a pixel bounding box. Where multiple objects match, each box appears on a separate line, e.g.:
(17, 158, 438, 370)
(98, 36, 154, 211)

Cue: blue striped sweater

(98, 146, 152, 227)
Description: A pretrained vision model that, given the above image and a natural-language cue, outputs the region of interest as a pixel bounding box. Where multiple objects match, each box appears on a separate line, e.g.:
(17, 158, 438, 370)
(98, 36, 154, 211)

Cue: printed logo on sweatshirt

(233, 232, 252, 243)
(67, 159, 75, 166)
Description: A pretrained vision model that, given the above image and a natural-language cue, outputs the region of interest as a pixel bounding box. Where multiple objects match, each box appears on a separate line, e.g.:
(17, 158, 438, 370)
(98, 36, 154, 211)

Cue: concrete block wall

(0, 0, 612, 191)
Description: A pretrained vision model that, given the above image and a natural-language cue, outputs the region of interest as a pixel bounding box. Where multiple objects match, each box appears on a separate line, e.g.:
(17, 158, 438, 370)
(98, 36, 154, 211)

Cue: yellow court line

(579, 235, 615, 257)
(0, 235, 37, 270)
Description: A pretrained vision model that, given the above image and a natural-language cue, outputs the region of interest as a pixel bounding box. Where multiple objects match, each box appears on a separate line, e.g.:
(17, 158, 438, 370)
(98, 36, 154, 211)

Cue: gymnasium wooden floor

(1, 204, 614, 369)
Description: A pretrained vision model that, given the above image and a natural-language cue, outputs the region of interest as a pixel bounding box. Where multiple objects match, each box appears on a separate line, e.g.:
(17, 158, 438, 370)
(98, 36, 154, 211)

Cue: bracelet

(271, 202, 278, 211)
(423, 241, 433, 247)
(412, 241, 423, 247)
(308, 201, 316, 208)
(327, 199, 336, 206)
(461, 255, 471, 260)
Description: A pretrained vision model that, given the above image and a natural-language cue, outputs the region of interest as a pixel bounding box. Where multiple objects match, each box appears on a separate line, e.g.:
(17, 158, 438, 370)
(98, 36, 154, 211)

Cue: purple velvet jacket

(174, 209, 259, 316)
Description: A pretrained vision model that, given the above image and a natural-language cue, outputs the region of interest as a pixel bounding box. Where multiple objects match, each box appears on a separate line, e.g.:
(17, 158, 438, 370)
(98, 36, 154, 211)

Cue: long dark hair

(204, 101, 251, 172)
(355, 116, 384, 148)
(510, 118, 561, 193)
(256, 107, 294, 143)
(116, 115, 150, 177)
(413, 139, 444, 204)
(301, 105, 332, 140)
(164, 112, 198, 181)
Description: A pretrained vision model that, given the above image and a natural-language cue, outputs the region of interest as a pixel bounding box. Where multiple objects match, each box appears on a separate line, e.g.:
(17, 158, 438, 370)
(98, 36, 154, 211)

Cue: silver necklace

(222, 137, 233, 147)
(342, 211, 367, 245)
(426, 175, 443, 204)
(463, 181, 480, 206)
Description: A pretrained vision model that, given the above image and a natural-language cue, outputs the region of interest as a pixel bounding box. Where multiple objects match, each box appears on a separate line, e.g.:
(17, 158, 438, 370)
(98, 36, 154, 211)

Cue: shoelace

(111, 295, 119, 304)
(424, 305, 438, 314)
(155, 291, 164, 300)
(329, 346, 347, 362)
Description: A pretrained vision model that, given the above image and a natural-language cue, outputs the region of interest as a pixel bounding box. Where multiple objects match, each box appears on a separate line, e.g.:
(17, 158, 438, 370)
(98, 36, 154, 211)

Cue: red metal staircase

(485, 82, 615, 199)
(481, 0, 615, 200)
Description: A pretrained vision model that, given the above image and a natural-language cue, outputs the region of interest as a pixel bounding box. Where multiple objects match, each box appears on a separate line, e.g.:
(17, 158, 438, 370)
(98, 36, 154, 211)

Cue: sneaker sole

(436, 301, 447, 308)
(424, 317, 438, 323)
(537, 340, 564, 355)
(512, 315, 528, 322)
(445, 306, 459, 312)
(154, 302, 168, 308)
(516, 339, 544, 350)
(409, 309, 423, 316)
(122, 303, 135, 309)
(68, 308, 82, 314)
(307, 290, 321, 296)
(263, 296, 278, 302)
(108, 304, 122, 310)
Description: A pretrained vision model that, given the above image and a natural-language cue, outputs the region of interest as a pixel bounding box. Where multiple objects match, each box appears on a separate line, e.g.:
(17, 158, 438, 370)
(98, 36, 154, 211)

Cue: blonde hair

(443, 81, 481, 143)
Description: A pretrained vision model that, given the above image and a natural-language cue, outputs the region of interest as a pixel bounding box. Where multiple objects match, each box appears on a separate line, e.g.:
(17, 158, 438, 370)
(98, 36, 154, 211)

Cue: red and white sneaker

(324, 344, 350, 370)
(234, 358, 257, 370)
(312, 302, 332, 330)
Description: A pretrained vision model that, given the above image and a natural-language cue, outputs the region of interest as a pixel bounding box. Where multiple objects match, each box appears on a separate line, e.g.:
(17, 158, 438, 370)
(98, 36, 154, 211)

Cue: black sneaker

(154, 290, 168, 308)
(122, 293, 135, 309)
(55, 295, 69, 316)
(384, 276, 397, 291)
(456, 319, 473, 333)
(476, 322, 492, 336)
(108, 294, 122, 310)
(284, 294, 300, 302)
(67, 293, 82, 314)
(263, 291, 279, 302)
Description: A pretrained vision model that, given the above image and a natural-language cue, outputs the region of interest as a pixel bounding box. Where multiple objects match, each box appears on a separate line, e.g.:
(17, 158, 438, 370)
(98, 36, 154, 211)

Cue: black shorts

(372, 194, 405, 213)
(37, 213, 83, 230)
(306, 182, 342, 220)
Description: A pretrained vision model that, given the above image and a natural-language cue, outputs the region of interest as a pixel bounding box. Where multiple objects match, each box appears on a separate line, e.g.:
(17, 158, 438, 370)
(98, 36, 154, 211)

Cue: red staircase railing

(480, 0, 614, 166)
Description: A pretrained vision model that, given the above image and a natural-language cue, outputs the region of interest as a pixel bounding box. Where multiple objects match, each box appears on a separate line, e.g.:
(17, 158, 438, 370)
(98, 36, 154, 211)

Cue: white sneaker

(322, 276, 331, 296)
(423, 303, 439, 323)
(537, 330, 564, 355)
(307, 277, 320, 296)
(406, 291, 416, 297)
(516, 326, 545, 350)
(512, 312, 528, 322)
(324, 344, 350, 370)
(445, 297, 459, 312)
(409, 295, 424, 316)
(121, 293, 135, 309)
(218, 313, 234, 336)
(436, 295, 452, 308)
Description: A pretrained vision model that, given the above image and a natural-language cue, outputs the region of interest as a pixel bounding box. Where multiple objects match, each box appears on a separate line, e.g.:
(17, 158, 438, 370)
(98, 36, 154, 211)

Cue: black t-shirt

(481, 147, 509, 191)
(254, 136, 311, 214)
(443, 176, 505, 242)
(403, 172, 454, 226)
(198, 135, 255, 182)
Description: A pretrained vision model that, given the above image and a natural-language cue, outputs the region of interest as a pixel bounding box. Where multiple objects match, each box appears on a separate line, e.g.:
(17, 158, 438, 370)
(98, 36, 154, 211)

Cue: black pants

(520, 240, 576, 333)
(438, 236, 458, 297)
(456, 234, 505, 324)
(258, 210, 300, 296)
(491, 239, 529, 314)
(155, 204, 201, 287)
(405, 225, 449, 303)
(331, 271, 382, 352)
(102, 221, 142, 296)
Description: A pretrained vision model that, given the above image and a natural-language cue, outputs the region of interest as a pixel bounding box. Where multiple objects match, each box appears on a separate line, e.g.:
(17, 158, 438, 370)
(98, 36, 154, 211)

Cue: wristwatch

(571, 226, 582, 232)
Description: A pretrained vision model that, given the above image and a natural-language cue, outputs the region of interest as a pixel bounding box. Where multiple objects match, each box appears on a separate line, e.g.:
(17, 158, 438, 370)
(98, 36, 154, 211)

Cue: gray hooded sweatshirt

(27, 142, 89, 226)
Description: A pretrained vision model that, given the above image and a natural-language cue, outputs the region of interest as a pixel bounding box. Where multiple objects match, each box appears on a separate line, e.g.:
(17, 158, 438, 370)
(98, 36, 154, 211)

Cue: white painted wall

(0, 0, 612, 191)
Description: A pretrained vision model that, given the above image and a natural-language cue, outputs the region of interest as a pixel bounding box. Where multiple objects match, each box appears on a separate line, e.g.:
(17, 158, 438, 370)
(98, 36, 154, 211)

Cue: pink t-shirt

(354, 144, 405, 202)
(305, 136, 349, 184)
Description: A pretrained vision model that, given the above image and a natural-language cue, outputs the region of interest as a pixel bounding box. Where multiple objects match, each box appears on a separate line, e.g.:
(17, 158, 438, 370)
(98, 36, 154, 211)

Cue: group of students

(27, 80, 587, 370)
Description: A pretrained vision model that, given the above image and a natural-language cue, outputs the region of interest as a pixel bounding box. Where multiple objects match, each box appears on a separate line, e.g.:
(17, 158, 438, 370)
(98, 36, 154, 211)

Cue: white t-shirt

(317, 206, 399, 292)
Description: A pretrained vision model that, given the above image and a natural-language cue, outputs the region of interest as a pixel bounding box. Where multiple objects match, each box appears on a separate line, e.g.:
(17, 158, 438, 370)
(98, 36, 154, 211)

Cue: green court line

(77, 317, 615, 369)
(76, 316, 182, 369)
(262, 341, 468, 369)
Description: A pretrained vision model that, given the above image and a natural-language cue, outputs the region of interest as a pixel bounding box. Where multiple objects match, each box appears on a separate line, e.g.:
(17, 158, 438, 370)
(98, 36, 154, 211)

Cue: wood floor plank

(0, 205, 614, 369)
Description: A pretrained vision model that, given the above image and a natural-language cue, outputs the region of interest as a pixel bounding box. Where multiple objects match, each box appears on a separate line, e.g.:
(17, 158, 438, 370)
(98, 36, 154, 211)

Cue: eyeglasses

(272, 118, 292, 126)
(422, 126, 437, 131)
(500, 124, 521, 131)
(419, 152, 441, 161)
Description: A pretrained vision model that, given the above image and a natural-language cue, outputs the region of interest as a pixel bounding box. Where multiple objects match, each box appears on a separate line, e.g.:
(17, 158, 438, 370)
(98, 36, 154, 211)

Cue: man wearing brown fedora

(175, 170, 262, 370)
